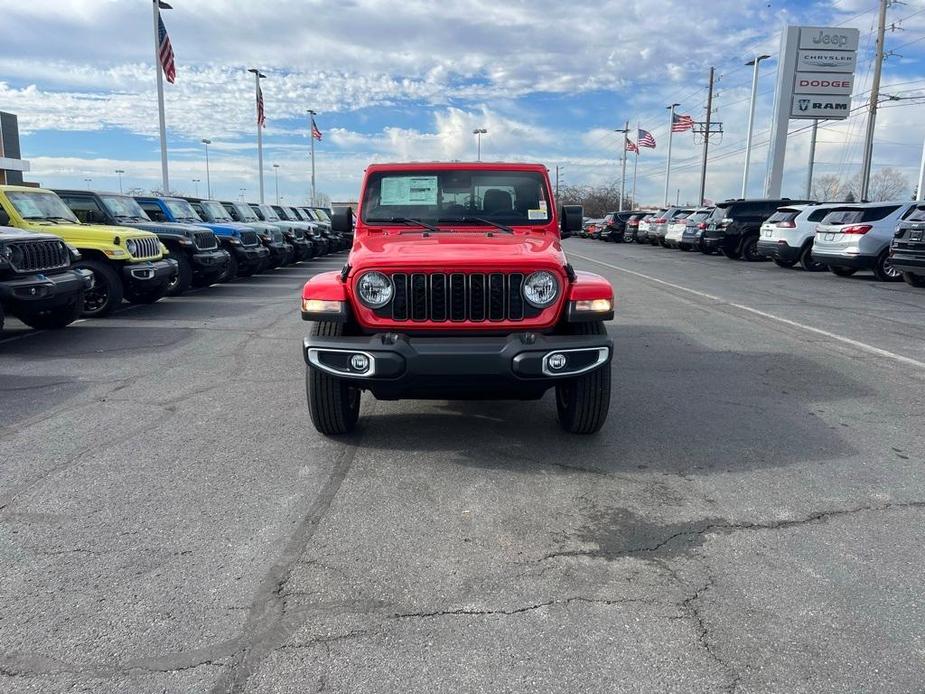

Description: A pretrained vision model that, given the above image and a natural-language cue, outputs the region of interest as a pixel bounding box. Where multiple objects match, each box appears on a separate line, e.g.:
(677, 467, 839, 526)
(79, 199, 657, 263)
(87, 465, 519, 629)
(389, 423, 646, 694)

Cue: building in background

(0, 112, 31, 185)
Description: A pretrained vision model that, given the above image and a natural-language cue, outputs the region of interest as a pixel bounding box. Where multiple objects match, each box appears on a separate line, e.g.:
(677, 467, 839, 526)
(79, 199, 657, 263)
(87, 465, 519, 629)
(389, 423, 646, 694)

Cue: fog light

(548, 353, 567, 371)
(350, 354, 370, 372)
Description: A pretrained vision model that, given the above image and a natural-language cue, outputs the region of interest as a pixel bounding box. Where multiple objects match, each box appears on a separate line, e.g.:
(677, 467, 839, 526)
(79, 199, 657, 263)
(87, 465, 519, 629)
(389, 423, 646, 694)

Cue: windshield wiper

(380, 216, 442, 233)
(450, 216, 514, 234)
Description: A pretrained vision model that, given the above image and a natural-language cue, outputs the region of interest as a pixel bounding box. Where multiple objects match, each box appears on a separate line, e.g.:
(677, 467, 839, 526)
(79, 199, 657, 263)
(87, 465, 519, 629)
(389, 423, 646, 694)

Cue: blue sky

(1, 0, 923, 205)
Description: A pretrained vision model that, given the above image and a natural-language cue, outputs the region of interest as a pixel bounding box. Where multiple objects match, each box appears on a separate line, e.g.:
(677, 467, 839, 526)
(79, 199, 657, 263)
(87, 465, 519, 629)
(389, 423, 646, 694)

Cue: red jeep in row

(300, 162, 615, 434)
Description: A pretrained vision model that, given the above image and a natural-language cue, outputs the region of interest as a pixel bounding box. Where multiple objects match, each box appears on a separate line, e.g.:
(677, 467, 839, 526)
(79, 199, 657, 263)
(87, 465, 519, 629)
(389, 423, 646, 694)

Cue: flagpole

(632, 121, 639, 208)
(153, 1, 169, 192)
(663, 103, 678, 207)
(617, 120, 629, 212)
(249, 68, 265, 203)
(307, 109, 317, 206)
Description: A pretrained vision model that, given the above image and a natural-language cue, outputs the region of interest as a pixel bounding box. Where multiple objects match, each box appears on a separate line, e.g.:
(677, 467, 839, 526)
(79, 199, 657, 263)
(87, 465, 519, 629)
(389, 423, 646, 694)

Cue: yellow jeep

(0, 185, 177, 316)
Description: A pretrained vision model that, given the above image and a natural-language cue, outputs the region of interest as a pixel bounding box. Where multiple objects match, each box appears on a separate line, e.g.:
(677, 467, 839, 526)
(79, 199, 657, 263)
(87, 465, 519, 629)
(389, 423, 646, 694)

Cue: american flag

(672, 112, 695, 132)
(256, 81, 266, 128)
(625, 138, 638, 153)
(638, 129, 656, 148)
(157, 12, 176, 84)
(311, 117, 322, 141)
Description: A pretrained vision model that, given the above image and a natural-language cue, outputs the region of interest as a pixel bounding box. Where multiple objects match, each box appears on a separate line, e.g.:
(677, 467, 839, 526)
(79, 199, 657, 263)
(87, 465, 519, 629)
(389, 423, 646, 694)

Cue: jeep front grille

(194, 230, 218, 250)
(240, 230, 259, 247)
(8, 240, 70, 273)
(131, 236, 161, 259)
(384, 272, 540, 322)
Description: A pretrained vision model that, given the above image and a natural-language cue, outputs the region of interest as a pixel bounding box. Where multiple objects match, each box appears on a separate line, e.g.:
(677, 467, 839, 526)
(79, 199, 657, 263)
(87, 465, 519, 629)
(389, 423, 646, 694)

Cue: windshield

(165, 198, 203, 222)
(286, 207, 305, 221)
(260, 204, 282, 221)
(362, 170, 552, 226)
(202, 200, 233, 222)
(313, 208, 331, 222)
(688, 211, 711, 223)
(822, 206, 900, 224)
(101, 195, 150, 220)
(766, 210, 799, 224)
(230, 202, 259, 222)
(7, 191, 79, 223)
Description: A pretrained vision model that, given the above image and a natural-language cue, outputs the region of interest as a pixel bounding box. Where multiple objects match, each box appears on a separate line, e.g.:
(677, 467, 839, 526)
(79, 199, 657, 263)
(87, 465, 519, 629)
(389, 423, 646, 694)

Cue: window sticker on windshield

(528, 209, 547, 220)
(380, 176, 438, 206)
(538, 200, 547, 210)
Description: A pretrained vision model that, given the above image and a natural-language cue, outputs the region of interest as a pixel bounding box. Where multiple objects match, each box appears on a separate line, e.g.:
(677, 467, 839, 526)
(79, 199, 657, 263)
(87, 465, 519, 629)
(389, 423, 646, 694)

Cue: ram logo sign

(791, 96, 852, 119)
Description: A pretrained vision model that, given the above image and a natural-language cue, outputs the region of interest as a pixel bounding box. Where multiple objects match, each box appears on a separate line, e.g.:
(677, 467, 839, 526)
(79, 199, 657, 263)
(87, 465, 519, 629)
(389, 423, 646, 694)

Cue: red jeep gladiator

(300, 162, 615, 434)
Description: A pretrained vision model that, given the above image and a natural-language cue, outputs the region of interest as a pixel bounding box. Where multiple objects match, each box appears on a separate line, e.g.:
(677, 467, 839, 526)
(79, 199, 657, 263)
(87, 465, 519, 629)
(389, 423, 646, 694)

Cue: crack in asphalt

(538, 500, 925, 561)
(390, 595, 667, 620)
(679, 576, 741, 694)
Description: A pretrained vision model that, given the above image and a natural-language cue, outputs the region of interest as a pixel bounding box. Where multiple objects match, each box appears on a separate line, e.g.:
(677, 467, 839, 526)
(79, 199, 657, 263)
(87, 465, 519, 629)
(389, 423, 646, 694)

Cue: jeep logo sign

(790, 95, 852, 119)
(793, 71, 853, 95)
(798, 26, 859, 52)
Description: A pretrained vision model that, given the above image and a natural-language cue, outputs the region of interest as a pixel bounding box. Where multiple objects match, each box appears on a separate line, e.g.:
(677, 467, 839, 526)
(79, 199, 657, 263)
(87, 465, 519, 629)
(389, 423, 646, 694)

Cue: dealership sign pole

(765, 26, 859, 197)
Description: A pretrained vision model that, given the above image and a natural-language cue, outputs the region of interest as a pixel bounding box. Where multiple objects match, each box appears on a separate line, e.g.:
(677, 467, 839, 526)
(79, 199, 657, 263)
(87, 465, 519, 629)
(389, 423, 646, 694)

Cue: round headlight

(356, 271, 393, 308)
(125, 238, 138, 255)
(0, 245, 12, 260)
(523, 270, 559, 308)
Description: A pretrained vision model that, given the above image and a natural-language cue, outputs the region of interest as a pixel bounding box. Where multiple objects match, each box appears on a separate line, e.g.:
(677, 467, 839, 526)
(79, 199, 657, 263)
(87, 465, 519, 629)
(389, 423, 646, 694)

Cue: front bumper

(263, 241, 289, 264)
(757, 239, 801, 262)
(290, 238, 313, 259)
(889, 249, 925, 274)
(811, 251, 875, 270)
(0, 268, 93, 309)
(231, 245, 271, 269)
(191, 248, 230, 276)
(303, 331, 614, 400)
(122, 258, 178, 288)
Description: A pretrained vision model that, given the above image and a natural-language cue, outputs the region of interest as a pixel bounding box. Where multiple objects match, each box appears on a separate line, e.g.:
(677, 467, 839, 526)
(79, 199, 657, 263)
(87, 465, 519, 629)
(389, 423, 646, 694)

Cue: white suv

(812, 201, 919, 281)
(757, 203, 841, 271)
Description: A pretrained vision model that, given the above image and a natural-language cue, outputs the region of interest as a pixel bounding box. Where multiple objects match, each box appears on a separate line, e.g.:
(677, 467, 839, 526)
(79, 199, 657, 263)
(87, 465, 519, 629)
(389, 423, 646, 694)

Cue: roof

(365, 161, 548, 173)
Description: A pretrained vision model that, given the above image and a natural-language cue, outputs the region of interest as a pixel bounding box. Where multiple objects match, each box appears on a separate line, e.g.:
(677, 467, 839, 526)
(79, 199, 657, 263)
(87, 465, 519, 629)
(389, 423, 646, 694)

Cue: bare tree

(840, 168, 910, 202)
(557, 183, 633, 218)
(810, 174, 843, 202)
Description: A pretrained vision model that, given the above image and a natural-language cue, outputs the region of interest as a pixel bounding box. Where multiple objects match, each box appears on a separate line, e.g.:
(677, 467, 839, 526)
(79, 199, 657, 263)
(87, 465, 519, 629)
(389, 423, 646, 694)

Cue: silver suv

(812, 201, 919, 281)
(757, 203, 841, 271)
(651, 207, 691, 247)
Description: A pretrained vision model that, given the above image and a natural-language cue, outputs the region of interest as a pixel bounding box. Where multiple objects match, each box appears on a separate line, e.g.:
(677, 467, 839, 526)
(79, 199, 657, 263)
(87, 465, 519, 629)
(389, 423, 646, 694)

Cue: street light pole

(114, 169, 125, 193)
(201, 138, 212, 198)
(248, 68, 267, 203)
(84, 178, 92, 190)
(664, 103, 679, 206)
(742, 55, 770, 199)
(473, 128, 487, 161)
(273, 163, 280, 205)
(192, 178, 200, 196)
(152, 0, 171, 192)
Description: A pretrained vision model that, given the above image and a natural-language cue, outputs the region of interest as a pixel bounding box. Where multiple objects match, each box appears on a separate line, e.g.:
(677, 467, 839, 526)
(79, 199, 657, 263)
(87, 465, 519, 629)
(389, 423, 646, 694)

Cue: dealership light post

(152, 0, 171, 192)
(201, 138, 212, 198)
(114, 169, 125, 193)
(473, 128, 487, 161)
(742, 55, 770, 198)
(273, 163, 280, 204)
(918, 134, 925, 202)
(664, 103, 679, 206)
(192, 178, 200, 196)
(84, 178, 92, 190)
(248, 68, 267, 203)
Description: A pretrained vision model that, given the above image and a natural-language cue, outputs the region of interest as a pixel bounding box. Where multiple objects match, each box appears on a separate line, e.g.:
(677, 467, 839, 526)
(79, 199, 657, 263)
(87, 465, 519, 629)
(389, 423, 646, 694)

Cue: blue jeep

(135, 196, 269, 280)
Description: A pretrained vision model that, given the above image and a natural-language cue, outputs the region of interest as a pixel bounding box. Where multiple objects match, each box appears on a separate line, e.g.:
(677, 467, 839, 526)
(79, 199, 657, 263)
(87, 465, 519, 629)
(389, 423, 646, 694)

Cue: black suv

(890, 203, 925, 288)
(702, 198, 812, 261)
(56, 190, 228, 295)
(0, 226, 93, 331)
(600, 211, 644, 243)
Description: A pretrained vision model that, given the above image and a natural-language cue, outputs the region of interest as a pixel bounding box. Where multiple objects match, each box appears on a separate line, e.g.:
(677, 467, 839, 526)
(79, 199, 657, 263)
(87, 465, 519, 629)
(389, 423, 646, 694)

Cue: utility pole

(860, 0, 890, 201)
(664, 103, 679, 206)
(616, 122, 629, 212)
(805, 120, 819, 199)
(918, 133, 925, 202)
(696, 67, 720, 206)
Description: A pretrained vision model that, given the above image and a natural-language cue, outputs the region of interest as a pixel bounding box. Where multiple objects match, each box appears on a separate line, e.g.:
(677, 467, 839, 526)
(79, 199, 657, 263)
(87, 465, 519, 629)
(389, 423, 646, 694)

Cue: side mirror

(0, 206, 9, 227)
(560, 205, 583, 237)
(331, 206, 353, 233)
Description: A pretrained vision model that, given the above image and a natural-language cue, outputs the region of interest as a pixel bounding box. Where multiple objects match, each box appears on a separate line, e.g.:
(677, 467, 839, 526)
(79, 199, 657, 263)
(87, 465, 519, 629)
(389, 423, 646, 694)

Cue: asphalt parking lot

(2, 240, 924, 693)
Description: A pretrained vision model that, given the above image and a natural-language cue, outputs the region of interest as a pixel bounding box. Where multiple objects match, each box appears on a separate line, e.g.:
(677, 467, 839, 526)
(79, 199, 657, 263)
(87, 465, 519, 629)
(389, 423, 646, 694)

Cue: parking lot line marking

(569, 251, 925, 371)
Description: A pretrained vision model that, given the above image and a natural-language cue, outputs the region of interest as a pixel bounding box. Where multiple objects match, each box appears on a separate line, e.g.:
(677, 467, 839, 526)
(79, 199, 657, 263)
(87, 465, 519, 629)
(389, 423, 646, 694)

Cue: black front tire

(555, 321, 611, 434)
(74, 258, 124, 317)
(799, 244, 827, 272)
(721, 246, 742, 260)
(773, 259, 797, 268)
(873, 251, 903, 282)
(902, 272, 925, 288)
(307, 321, 361, 435)
(830, 266, 857, 277)
(219, 252, 239, 282)
(166, 252, 193, 296)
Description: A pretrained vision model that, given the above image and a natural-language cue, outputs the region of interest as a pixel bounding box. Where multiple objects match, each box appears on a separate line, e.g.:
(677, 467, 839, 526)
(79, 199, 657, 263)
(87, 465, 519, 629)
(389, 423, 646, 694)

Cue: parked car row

(0, 184, 348, 332)
(578, 197, 925, 289)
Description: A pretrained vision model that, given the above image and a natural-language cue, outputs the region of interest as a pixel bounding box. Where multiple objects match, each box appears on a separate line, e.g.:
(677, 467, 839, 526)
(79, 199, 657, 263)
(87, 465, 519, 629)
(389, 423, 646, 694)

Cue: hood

(20, 220, 158, 243)
(238, 221, 280, 234)
(350, 230, 564, 271)
(119, 220, 213, 236)
(0, 226, 60, 242)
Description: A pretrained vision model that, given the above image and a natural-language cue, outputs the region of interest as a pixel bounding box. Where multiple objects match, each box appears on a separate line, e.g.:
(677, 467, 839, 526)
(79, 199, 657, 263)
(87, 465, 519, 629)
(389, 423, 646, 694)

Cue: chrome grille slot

(9, 240, 70, 273)
(131, 236, 161, 259)
(194, 231, 217, 250)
